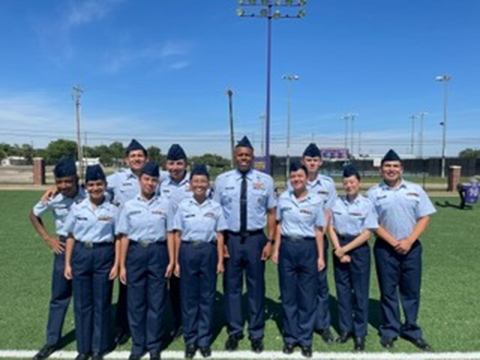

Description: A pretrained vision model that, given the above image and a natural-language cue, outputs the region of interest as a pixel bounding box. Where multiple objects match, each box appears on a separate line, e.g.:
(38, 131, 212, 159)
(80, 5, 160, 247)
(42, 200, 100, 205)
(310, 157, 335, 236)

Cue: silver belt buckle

(84, 241, 94, 249)
(191, 241, 202, 248)
(139, 240, 149, 248)
(289, 235, 302, 242)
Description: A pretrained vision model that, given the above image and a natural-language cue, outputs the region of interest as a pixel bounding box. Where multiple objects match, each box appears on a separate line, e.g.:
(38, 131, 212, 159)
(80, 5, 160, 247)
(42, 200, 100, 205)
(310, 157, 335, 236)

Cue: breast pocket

(252, 188, 267, 208)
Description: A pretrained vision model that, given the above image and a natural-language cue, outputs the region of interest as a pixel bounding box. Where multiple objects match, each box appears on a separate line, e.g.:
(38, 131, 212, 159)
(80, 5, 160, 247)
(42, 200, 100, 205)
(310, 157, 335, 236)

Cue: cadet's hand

(165, 262, 174, 278)
(334, 246, 346, 259)
(394, 240, 412, 255)
(174, 263, 180, 278)
(317, 257, 325, 271)
(109, 264, 118, 280)
(271, 250, 279, 265)
(261, 241, 272, 261)
(216, 262, 224, 274)
(64, 264, 72, 280)
(44, 236, 64, 254)
(340, 254, 351, 263)
(41, 186, 58, 203)
(119, 267, 127, 285)
(223, 245, 230, 259)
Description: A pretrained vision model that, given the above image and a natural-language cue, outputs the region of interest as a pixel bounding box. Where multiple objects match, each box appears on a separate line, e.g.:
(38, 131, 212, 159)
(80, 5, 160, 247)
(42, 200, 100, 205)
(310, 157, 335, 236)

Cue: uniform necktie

(240, 173, 247, 234)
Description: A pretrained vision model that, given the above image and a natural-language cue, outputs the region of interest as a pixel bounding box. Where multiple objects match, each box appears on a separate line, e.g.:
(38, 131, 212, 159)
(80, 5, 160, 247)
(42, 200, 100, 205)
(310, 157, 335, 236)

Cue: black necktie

(240, 174, 247, 234)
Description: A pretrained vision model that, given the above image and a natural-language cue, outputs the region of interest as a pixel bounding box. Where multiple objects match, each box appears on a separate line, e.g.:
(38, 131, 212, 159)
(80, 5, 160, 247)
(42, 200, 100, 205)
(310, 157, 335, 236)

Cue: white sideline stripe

(2, 350, 480, 359)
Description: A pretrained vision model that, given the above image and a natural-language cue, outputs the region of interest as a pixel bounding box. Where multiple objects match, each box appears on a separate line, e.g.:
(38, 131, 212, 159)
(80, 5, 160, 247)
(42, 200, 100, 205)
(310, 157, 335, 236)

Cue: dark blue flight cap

(302, 143, 322, 157)
(190, 163, 210, 179)
(85, 165, 106, 182)
(235, 135, 253, 150)
(382, 149, 402, 164)
(125, 139, 147, 156)
(167, 144, 187, 160)
(140, 161, 160, 178)
(53, 156, 77, 178)
(289, 160, 308, 175)
(343, 164, 360, 178)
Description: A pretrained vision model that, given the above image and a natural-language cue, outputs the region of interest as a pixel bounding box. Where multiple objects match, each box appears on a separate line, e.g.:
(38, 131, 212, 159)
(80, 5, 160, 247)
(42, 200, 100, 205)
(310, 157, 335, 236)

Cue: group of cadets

(29, 136, 436, 360)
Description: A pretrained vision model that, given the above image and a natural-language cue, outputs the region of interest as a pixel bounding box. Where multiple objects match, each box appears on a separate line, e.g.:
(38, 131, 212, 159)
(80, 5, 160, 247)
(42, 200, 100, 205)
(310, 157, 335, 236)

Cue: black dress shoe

(317, 328, 334, 343)
(33, 344, 57, 360)
(75, 354, 91, 360)
(250, 338, 264, 353)
(91, 353, 103, 360)
(380, 336, 396, 349)
(404, 337, 431, 351)
(335, 332, 352, 343)
(300, 346, 312, 358)
(169, 326, 183, 339)
(150, 352, 161, 360)
(225, 334, 244, 351)
(128, 353, 144, 360)
(282, 343, 295, 354)
(115, 330, 130, 345)
(199, 346, 211, 358)
(185, 344, 197, 359)
(353, 337, 365, 351)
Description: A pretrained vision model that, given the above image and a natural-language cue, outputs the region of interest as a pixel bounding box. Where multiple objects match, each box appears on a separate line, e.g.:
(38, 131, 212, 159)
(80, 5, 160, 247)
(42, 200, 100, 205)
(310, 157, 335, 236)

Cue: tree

(147, 145, 164, 163)
(45, 139, 78, 164)
(109, 141, 125, 161)
(458, 148, 480, 158)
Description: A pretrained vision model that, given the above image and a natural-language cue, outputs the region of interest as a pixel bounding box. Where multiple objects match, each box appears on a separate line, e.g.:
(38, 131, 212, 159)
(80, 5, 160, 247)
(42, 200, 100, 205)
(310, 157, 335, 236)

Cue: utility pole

(226, 88, 235, 168)
(72, 85, 84, 181)
(259, 113, 266, 156)
(409, 114, 417, 155)
(417, 111, 428, 159)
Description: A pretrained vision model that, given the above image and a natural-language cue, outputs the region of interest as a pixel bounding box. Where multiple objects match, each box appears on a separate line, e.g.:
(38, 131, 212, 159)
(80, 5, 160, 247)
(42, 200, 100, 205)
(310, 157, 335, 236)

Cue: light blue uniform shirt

(157, 172, 197, 211)
(213, 169, 277, 232)
(64, 197, 119, 243)
(331, 195, 378, 237)
(116, 194, 174, 242)
(32, 187, 87, 237)
(367, 179, 436, 240)
(276, 191, 326, 238)
(107, 168, 140, 207)
(287, 173, 337, 210)
(173, 198, 227, 243)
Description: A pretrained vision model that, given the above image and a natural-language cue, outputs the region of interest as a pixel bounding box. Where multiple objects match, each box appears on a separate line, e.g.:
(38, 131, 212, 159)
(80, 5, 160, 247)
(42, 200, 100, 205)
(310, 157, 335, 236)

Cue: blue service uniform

(116, 195, 174, 356)
(276, 191, 326, 347)
(367, 180, 436, 340)
(213, 168, 276, 339)
(330, 195, 378, 337)
(32, 188, 86, 346)
(64, 197, 119, 355)
(173, 197, 227, 347)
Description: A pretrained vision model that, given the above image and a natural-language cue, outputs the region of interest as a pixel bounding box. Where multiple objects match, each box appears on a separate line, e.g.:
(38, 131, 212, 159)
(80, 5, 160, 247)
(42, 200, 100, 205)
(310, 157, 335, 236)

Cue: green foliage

(190, 153, 230, 168)
(458, 148, 480, 158)
(45, 139, 78, 164)
(147, 145, 165, 164)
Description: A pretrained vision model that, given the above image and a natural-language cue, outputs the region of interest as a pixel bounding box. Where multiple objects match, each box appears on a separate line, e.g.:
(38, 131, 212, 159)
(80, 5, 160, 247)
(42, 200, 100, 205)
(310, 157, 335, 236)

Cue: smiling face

(289, 167, 308, 192)
(125, 149, 147, 172)
(55, 175, 78, 197)
(380, 160, 403, 186)
(343, 175, 361, 198)
(139, 173, 159, 198)
(166, 159, 187, 182)
(234, 146, 253, 172)
(86, 179, 106, 202)
(190, 174, 209, 198)
(302, 155, 322, 175)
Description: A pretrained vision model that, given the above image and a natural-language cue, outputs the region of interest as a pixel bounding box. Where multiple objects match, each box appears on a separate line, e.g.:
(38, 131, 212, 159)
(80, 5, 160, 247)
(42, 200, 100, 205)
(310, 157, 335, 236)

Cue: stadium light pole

(409, 114, 417, 155)
(236, 0, 306, 174)
(435, 74, 450, 178)
(417, 111, 428, 159)
(341, 113, 358, 158)
(282, 73, 299, 181)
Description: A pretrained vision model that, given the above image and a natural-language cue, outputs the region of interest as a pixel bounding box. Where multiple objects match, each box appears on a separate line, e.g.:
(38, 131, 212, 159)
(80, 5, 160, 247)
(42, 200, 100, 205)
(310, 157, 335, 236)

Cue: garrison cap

(140, 161, 160, 178)
(382, 149, 402, 164)
(53, 156, 77, 177)
(125, 139, 147, 156)
(236, 136, 253, 150)
(85, 165, 106, 182)
(167, 144, 187, 160)
(302, 143, 322, 157)
(343, 164, 360, 178)
(190, 164, 209, 179)
(289, 160, 308, 175)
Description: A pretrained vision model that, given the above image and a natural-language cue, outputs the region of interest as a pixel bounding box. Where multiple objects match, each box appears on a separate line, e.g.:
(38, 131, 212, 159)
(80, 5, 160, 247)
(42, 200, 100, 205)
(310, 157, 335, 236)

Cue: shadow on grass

(368, 297, 382, 332)
(435, 200, 473, 210)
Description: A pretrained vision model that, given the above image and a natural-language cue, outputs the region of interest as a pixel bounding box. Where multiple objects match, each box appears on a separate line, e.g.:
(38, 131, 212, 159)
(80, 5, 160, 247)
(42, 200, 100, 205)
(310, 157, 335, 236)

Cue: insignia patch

(253, 182, 264, 189)
(317, 190, 329, 195)
(282, 207, 292, 211)
(376, 195, 387, 200)
(122, 183, 133, 186)
(225, 186, 235, 190)
(130, 210, 142, 215)
(349, 212, 362, 217)
(77, 216, 88, 221)
(333, 211, 342, 215)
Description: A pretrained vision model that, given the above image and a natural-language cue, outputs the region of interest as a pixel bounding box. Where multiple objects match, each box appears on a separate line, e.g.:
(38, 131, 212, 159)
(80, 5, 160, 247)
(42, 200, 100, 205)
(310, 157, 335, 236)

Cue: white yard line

(1, 350, 480, 359)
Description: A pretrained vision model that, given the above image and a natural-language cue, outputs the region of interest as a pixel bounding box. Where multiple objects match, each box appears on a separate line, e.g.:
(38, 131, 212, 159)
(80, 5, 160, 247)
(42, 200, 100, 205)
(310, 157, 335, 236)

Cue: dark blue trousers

(374, 239, 422, 339)
(45, 236, 72, 346)
(333, 239, 370, 337)
(223, 231, 266, 339)
(72, 242, 114, 355)
(116, 282, 129, 333)
(315, 238, 331, 331)
(278, 237, 318, 347)
(179, 241, 217, 347)
(169, 275, 182, 331)
(126, 241, 168, 355)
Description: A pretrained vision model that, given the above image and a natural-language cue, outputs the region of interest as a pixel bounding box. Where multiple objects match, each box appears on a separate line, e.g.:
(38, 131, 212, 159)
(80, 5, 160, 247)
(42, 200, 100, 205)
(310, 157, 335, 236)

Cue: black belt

(130, 240, 165, 248)
(77, 241, 113, 249)
(281, 235, 315, 242)
(226, 229, 264, 238)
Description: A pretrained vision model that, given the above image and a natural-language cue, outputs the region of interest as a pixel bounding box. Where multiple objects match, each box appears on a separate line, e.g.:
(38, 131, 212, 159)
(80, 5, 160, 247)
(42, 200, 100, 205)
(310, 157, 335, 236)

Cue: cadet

(272, 161, 326, 358)
(213, 136, 276, 353)
(173, 164, 226, 359)
(300, 143, 337, 343)
(107, 139, 149, 344)
(117, 161, 175, 360)
(158, 143, 193, 338)
(64, 165, 120, 360)
(30, 156, 86, 360)
(367, 149, 436, 350)
(328, 164, 378, 351)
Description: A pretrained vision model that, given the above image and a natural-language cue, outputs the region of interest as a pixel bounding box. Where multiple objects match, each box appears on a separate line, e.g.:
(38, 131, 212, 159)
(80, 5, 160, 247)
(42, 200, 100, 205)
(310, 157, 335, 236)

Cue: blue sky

(0, 0, 479, 158)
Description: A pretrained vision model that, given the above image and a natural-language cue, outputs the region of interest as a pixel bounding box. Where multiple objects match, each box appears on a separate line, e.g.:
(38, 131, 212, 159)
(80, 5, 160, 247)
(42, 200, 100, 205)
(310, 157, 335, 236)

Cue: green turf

(0, 191, 479, 354)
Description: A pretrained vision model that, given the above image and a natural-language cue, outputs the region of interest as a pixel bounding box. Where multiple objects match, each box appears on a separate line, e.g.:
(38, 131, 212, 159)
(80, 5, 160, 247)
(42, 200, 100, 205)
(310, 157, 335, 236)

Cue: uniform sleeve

(32, 199, 50, 217)
(115, 204, 129, 236)
(106, 173, 118, 199)
(173, 205, 184, 231)
(324, 180, 337, 210)
(276, 201, 282, 222)
(266, 177, 277, 209)
(417, 188, 437, 217)
(166, 200, 175, 232)
(216, 207, 228, 232)
(212, 178, 221, 203)
(63, 206, 76, 234)
(314, 204, 326, 229)
(363, 201, 379, 230)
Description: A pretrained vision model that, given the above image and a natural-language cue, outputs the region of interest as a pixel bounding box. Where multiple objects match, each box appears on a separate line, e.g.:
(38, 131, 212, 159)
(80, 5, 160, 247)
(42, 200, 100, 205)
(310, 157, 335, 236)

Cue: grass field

(0, 191, 479, 358)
